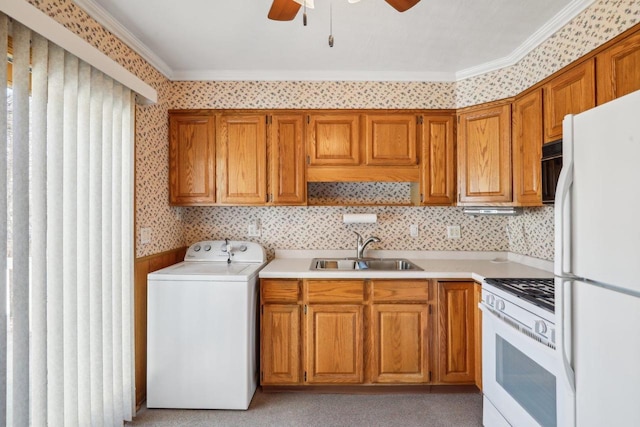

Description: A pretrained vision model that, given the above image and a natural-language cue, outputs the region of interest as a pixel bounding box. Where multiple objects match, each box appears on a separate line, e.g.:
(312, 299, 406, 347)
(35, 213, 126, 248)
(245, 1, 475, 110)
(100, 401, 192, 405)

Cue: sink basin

(310, 258, 423, 271)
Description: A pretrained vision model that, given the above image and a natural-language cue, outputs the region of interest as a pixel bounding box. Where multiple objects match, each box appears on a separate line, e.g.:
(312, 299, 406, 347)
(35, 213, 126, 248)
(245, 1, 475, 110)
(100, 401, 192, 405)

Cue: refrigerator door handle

(554, 160, 573, 277)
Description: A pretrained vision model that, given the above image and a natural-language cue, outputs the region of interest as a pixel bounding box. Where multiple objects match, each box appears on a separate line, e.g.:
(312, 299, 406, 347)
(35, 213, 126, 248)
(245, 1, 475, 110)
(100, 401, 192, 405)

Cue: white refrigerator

(555, 89, 640, 427)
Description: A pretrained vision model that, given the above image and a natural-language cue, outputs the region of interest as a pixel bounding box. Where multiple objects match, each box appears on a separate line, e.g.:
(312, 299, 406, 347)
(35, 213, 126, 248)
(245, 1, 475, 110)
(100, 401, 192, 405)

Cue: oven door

(481, 304, 561, 427)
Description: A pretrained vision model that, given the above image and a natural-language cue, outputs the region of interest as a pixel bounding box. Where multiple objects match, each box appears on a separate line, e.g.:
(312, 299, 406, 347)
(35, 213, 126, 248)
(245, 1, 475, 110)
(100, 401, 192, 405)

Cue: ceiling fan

(268, 0, 421, 21)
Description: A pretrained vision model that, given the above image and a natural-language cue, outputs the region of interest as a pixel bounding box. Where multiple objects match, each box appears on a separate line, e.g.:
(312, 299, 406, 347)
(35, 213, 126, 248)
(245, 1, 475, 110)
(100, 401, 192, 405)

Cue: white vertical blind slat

(122, 91, 135, 421)
(62, 50, 80, 427)
(89, 67, 105, 427)
(46, 43, 65, 427)
(11, 22, 31, 427)
(0, 14, 8, 426)
(111, 83, 124, 423)
(76, 59, 93, 426)
(101, 76, 115, 427)
(30, 32, 50, 427)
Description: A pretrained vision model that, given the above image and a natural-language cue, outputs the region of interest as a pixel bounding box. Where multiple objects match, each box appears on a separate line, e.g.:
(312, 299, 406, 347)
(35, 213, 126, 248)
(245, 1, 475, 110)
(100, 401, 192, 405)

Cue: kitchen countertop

(259, 250, 553, 282)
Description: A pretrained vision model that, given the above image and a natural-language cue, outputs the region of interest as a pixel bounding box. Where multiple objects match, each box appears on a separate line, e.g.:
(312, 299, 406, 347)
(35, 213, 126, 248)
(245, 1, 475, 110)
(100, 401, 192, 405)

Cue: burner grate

(484, 278, 555, 312)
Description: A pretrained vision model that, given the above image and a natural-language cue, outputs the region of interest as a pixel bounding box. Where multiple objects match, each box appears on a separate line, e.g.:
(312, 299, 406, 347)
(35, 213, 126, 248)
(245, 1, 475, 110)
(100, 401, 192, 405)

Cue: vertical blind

(1, 14, 135, 426)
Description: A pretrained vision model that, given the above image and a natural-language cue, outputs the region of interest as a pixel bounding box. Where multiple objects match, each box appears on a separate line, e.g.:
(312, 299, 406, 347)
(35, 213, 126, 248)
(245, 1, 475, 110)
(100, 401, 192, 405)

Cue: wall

(25, 0, 640, 261)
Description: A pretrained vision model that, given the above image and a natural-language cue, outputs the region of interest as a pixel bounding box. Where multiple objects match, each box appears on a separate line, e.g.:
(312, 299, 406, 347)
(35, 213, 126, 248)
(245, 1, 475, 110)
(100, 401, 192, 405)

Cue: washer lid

(148, 261, 265, 282)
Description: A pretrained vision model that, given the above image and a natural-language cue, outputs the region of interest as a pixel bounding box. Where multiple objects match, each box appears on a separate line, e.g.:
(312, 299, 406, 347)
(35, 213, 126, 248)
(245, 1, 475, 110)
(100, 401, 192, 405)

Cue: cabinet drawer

(305, 280, 365, 303)
(261, 279, 300, 303)
(371, 280, 429, 303)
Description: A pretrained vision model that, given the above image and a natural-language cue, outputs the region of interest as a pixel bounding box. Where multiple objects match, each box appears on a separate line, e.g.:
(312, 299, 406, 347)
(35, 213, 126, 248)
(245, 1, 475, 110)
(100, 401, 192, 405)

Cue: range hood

(462, 207, 523, 216)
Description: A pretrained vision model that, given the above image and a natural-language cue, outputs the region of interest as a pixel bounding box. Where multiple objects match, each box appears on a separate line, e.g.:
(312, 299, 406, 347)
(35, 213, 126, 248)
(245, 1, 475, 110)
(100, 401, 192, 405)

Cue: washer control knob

(193, 245, 201, 252)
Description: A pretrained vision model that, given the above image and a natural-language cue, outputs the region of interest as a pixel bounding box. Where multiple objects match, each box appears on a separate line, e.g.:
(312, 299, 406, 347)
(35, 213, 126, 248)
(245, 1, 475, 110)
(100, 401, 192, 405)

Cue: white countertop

(259, 250, 553, 282)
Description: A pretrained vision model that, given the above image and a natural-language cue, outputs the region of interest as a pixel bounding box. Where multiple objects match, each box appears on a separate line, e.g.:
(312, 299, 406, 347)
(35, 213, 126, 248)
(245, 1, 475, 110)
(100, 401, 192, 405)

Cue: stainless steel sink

(310, 258, 423, 271)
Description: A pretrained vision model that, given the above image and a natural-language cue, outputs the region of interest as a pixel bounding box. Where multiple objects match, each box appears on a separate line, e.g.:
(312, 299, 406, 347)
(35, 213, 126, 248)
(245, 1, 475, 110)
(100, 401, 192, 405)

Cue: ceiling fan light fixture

(293, 0, 315, 8)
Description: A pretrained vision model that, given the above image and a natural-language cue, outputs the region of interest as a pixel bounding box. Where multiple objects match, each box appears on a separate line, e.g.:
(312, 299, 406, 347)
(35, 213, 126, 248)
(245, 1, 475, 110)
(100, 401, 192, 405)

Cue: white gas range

(480, 278, 570, 427)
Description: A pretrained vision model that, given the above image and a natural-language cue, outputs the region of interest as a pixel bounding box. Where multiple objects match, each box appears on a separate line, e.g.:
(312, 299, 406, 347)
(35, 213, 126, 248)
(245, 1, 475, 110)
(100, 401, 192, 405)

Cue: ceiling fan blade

(384, 0, 420, 12)
(268, 0, 301, 21)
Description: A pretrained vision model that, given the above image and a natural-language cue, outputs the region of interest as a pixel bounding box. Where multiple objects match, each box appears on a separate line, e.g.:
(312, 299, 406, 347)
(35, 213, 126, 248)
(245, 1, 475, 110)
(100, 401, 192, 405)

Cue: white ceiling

(74, 0, 594, 81)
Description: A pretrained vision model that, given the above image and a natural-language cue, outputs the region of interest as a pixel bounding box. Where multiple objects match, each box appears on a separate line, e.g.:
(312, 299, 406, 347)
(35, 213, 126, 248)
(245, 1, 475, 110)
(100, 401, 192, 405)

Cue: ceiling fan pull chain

(328, 2, 334, 47)
(303, 0, 307, 26)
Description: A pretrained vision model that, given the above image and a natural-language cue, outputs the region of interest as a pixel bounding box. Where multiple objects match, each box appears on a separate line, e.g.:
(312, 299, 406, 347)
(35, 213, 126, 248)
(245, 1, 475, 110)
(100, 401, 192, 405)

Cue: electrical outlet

(141, 227, 152, 244)
(247, 220, 261, 237)
(410, 224, 419, 238)
(447, 225, 461, 239)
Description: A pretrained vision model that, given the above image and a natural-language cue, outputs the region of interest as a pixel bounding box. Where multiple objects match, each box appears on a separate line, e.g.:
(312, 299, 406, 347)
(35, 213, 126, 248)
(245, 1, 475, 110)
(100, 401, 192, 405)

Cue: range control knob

(204, 244, 212, 251)
(496, 299, 506, 311)
(193, 245, 201, 252)
(487, 294, 496, 307)
(535, 320, 548, 336)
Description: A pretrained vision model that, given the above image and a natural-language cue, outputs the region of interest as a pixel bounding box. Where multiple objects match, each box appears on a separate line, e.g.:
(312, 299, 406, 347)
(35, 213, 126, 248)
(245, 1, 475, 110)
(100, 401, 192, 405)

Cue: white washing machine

(146, 240, 266, 410)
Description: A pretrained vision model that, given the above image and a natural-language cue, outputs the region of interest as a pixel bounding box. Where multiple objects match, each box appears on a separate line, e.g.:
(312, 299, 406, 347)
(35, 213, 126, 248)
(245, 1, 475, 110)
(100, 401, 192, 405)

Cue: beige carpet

(128, 389, 483, 426)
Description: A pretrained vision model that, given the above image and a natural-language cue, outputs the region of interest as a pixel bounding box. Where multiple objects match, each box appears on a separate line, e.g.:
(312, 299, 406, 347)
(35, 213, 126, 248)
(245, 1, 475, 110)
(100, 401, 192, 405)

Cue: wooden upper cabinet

(596, 30, 640, 105)
(269, 114, 306, 205)
(364, 114, 417, 166)
(543, 59, 595, 142)
(306, 113, 360, 166)
(457, 102, 512, 204)
(169, 113, 216, 205)
(217, 114, 267, 204)
(512, 90, 543, 206)
(420, 114, 456, 205)
(370, 304, 429, 383)
(437, 281, 475, 384)
(305, 304, 364, 384)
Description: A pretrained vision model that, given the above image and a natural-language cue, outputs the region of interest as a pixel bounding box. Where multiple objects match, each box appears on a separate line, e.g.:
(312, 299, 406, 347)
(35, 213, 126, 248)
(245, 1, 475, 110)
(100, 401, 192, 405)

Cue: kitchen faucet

(354, 232, 381, 259)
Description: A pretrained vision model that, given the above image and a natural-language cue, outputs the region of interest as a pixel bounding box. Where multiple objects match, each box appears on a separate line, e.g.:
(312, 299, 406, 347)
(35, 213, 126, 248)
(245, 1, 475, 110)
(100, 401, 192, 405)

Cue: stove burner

(484, 278, 555, 312)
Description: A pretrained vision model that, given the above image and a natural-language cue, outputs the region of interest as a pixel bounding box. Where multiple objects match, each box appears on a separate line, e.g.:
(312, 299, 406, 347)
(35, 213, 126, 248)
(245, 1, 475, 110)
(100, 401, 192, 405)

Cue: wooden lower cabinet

(436, 281, 476, 384)
(305, 304, 364, 384)
(262, 304, 301, 385)
(370, 304, 429, 383)
(260, 279, 302, 385)
(260, 278, 480, 388)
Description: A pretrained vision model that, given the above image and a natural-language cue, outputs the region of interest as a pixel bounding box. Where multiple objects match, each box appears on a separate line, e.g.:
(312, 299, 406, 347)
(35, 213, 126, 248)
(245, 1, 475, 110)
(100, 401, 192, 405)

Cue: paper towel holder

(343, 213, 377, 224)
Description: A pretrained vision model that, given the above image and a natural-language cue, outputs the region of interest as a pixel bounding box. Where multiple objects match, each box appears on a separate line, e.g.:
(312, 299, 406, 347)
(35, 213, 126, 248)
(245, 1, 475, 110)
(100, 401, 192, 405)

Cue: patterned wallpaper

(183, 206, 510, 260)
(24, 0, 640, 260)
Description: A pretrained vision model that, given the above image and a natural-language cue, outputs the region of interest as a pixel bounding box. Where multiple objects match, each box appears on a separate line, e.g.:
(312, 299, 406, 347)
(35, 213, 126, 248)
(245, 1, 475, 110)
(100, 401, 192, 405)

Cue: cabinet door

(437, 282, 475, 383)
(420, 114, 455, 205)
(457, 103, 512, 204)
(543, 59, 595, 142)
(596, 30, 640, 105)
(365, 114, 417, 166)
(269, 114, 306, 205)
(306, 113, 360, 166)
(217, 114, 267, 204)
(371, 304, 429, 383)
(305, 304, 364, 384)
(261, 304, 301, 385)
(169, 113, 215, 205)
(512, 90, 543, 206)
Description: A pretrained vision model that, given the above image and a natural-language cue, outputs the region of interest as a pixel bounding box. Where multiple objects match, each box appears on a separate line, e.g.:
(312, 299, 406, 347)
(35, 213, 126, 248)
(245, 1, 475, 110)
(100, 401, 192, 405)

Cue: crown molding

(455, 0, 596, 80)
(73, 0, 174, 79)
(171, 69, 457, 82)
